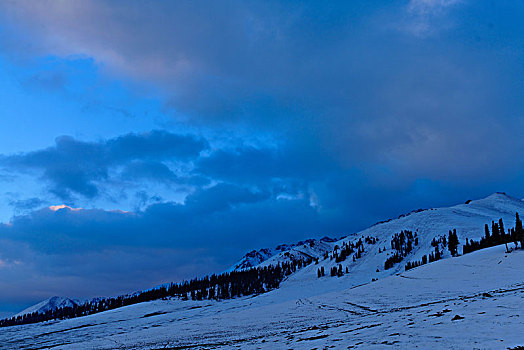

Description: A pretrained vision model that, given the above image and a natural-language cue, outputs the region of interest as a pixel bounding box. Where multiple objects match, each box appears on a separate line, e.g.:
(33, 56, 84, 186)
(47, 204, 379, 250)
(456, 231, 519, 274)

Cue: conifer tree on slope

(447, 229, 459, 256)
(516, 212, 524, 249)
(491, 221, 500, 244)
(499, 218, 505, 243)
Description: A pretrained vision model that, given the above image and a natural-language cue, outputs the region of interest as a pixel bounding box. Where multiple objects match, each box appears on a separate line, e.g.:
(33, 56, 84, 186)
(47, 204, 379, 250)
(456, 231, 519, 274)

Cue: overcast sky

(0, 0, 523, 316)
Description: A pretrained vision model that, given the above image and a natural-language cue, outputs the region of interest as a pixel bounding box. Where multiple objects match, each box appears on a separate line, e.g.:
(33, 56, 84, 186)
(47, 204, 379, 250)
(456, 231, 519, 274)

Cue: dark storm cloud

(105, 131, 208, 162)
(196, 146, 337, 184)
(121, 161, 178, 183)
(184, 183, 270, 214)
(2, 0, 524, 181)
(0, 183, 320, 254)
(0, 130, 208, 199)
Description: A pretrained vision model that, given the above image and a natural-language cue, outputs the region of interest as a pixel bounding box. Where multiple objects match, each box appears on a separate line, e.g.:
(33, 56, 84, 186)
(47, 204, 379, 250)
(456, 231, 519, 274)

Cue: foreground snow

(3, 245, 523, 349)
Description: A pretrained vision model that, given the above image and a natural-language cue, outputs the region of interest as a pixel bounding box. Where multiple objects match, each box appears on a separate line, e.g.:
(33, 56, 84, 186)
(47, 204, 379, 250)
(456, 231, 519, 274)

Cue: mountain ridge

(13, 192, 524, 319)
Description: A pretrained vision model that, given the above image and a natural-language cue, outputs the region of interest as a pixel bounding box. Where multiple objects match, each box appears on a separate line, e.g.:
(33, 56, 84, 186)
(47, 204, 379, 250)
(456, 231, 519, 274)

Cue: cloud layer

(2, 1, 523, 180)
(1, 130, 207, 200)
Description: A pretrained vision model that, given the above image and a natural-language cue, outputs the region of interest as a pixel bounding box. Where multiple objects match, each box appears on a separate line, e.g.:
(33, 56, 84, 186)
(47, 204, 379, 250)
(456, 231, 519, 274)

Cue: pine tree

(463, 238, 470, 255)
(452, 230, 456, 255)
(516, 212, 524, 249)
(492, 221, 500, 244)
(447, 229, 459, 256)
(448, 230, 455, 256)
(499, 218, 505, 243)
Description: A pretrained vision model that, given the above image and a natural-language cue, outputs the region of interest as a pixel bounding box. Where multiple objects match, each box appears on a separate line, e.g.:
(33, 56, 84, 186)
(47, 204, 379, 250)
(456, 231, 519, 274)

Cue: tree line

(318, 236, 377, 278)
(463, 214, 524, 254)
(406, 213, 524, 271)
(384, 230, 417, 270)
(405, 245, 442, 271)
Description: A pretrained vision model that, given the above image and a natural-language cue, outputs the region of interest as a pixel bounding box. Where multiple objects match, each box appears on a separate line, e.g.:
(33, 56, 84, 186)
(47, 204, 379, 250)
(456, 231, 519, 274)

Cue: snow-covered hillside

(226, 192, 524, 298)
(5, 192, 524, 349)
(302, 191, 524, 293)
(2, 245, 523, 349)
(16, 192, 524, 317)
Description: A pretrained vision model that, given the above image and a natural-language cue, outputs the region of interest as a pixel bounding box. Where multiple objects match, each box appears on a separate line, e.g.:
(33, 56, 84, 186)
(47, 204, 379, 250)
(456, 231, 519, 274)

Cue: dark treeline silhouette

(384, 230, 417, 270)
(332, 236, 376, 264)
(330, 264, 343, 277)
(447, 229, 459, 256)
(317, 236, 377, 279)
(317, 266, 325, 278)
(464, 214, 524, 255)
(403, 231, 450, 272)
(333, 240, 357, 263)
(405, 245, 442, 271)
(431, 235, 445, 248)
(0, 259, 312, 328)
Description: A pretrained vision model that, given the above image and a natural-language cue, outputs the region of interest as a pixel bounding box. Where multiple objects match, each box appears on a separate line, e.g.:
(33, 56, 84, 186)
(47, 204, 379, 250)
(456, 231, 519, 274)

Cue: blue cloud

(8, 197, 47, 211)
(1, 130, 208, 199)
(184, 183, 269, 214)
(196, 145, 337, 185)
(121, 161, 178, 183)
(0, 183, 321, 255)
(105, 130, 208, 162)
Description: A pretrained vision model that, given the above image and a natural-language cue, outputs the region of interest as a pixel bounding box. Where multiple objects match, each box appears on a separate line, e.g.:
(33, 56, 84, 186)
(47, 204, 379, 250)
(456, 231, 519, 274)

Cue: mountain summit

(14, 297, 81, 318)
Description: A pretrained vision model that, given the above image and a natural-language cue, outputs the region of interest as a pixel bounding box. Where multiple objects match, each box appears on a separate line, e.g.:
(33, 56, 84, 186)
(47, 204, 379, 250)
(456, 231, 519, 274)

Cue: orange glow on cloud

(49, 205, 83, 212)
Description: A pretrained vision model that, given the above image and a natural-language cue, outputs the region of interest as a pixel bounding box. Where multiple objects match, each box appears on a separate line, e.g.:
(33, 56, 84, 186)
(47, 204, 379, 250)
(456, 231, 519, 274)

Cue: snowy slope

(242, 192, 524, 299)
(15, 192, 524, 319)
(2, 245, 523, 349)
(6, 192, 524, 349)
(237, 192, 524, 274)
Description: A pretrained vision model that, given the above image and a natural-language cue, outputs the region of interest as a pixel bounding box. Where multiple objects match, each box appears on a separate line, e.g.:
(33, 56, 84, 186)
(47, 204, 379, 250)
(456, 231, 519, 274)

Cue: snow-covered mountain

(229, 236, 339, 271)
(14, 296, 81, 318)
(7, 192, 524, 349)
(228, 247, 274, 271)
(3, 242, 524, 349)
(231, 192, 524, 280)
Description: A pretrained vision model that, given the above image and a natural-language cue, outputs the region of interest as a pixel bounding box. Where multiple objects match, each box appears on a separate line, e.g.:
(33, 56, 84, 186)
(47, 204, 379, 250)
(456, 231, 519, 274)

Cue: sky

(0, 0, 524, 316)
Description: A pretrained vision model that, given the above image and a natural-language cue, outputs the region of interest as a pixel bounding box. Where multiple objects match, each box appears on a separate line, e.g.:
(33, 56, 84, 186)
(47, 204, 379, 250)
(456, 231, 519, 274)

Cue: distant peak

(470, 192, 523, 205)
(486, 192, 520, 200)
